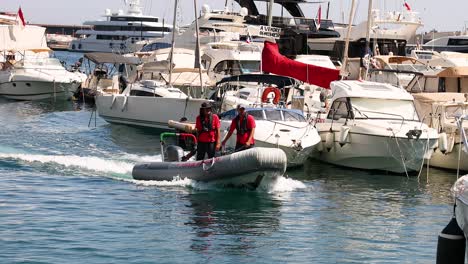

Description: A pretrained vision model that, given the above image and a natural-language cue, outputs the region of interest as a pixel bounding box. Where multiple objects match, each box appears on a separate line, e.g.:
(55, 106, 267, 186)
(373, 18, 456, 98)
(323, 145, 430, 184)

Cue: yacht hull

(0, 81, 78, 100)
(313, 131, 437, 173)
(95, 94, 211, 130)
(429, 143, 468, 172)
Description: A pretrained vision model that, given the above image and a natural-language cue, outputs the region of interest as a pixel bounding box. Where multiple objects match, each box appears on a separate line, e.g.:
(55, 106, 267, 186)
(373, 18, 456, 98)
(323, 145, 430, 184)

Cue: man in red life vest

(221, 104, 256, 151)
(194, 102, 221, 160)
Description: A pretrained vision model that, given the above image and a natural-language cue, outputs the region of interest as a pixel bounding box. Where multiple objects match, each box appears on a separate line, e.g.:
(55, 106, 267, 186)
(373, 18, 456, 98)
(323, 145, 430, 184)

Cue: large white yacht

(68, 0, 172, 53)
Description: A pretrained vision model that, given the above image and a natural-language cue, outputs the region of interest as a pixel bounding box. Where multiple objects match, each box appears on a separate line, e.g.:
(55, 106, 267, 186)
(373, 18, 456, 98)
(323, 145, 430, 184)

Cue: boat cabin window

(208, 17, 234, 22)
(213, 60, 260, 75)
(140, 42, 171, 52)
(444, 105, 468, 120)
(110, 16, 159, 22)
(283, 110, 306, 122)
(327, 98, 350, 120)
(130, 90, 162, 97)
(448, 38, 468, 46)
(264, 109, 282, 121)
(350, 98, 419, 121)
(247, 110, 265, 120)
(219, 109, 237, 120)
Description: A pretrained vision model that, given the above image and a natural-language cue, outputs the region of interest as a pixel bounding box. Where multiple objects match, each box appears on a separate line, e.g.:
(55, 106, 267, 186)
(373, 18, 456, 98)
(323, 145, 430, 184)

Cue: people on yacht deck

(192, 102, 221, 160)
(222, 104, 256, 152)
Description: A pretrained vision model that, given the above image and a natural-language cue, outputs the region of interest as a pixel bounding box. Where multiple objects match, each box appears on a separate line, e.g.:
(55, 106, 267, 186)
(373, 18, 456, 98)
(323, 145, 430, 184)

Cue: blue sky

(4, 0, 467, 33)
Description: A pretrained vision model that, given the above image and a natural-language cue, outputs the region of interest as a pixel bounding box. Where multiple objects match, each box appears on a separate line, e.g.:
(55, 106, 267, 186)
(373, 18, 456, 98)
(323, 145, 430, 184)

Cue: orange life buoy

(261, 87, 281, 104)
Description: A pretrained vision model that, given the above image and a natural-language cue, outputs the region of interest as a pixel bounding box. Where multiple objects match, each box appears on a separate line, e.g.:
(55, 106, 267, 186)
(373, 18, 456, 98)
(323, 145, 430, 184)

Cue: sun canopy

(261, 41, 340, 89)
(84, 52, 141, 65)
(216, 74, 297, 88)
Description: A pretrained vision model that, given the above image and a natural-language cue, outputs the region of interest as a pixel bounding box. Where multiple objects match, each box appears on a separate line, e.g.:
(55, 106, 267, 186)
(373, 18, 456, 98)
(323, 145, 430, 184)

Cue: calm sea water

(0, 52, 461, 263)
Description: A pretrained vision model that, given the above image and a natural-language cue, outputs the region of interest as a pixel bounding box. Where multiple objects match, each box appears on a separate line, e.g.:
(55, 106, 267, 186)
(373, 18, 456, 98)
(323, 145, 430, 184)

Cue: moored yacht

(312, 80, 439, 174)
(68, 0, 172, 53)
(0, 24, 85, 100)
(412, 93, 468, 171)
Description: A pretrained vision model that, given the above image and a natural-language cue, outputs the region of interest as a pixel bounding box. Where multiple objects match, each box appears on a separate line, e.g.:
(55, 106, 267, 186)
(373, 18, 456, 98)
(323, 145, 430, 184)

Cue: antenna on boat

(193, 0, 204, 93)
(340, 0, 357, 79)
(168, 0, 179, 85)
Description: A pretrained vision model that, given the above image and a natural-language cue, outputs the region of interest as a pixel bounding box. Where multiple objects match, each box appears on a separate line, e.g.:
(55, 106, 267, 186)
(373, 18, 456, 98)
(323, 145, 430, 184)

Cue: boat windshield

(23, 57, 64, 68)
(444, 105, 468, 120)
(350, 98, 419, 121)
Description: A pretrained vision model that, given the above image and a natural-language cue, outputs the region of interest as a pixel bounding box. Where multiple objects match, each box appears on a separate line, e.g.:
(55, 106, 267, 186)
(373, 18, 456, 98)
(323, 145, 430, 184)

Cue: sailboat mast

(168, 0, 179, 85)
(365, 0, 373, 55)
(267, 0, 274, 27)
(340, 0, 357, 79)
(193, 0, 204, 92)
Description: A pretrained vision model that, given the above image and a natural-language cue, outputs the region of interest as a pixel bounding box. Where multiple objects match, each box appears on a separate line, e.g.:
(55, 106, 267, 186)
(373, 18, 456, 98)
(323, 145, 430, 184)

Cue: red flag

(404, 1, 411, 11)
(261, 41, 340, 89)
(17, 7, 26, 26)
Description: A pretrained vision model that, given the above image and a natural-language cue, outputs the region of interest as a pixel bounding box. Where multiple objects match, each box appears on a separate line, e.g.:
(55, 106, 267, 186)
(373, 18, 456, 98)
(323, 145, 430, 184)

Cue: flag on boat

(403, 1, 411, 11)
(316, 5, 322, 29)
(261, 41, 340, 89)
(17, 7, 26, 27)
(246, 30, 252, 44)
(457, 116, 468, 153)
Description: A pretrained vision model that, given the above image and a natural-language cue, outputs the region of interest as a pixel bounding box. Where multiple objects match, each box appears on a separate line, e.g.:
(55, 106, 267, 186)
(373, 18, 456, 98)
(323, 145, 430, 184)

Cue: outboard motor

(165, 145, 184, 162)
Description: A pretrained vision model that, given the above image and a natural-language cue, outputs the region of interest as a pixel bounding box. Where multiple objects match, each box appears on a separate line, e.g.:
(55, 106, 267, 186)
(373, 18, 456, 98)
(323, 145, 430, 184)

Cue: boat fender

(339, 126, 350, 147)
(261, 87, 281, 104)
(436, 216, 466, 264)
(316, 140, 324, 152)
(438, 132, 448, 154)
(325, 131, 334, 152)
(78, 43, 82, 50)
(447, 134, 455, 154)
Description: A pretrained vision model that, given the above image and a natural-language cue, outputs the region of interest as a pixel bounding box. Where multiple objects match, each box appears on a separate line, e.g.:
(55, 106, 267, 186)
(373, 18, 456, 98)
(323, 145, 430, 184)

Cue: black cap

(200, 102, 212, 109)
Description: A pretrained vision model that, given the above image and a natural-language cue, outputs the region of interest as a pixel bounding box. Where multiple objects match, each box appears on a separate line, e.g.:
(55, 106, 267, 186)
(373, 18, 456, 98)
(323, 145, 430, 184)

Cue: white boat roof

(330, 80, 414, 101)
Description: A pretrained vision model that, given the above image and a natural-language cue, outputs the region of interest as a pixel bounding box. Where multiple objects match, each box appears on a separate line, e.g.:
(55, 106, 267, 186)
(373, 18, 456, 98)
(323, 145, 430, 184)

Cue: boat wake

(0, 152, 136, 180)
(0, 151, 306, 192)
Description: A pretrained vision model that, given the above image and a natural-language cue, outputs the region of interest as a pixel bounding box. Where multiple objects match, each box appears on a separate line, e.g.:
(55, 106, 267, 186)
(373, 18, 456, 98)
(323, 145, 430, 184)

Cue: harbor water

(0, 52, 460, 263)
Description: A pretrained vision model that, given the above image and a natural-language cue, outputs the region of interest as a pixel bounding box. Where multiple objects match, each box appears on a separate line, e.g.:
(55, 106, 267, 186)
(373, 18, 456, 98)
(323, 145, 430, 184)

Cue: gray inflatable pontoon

(132, 147, 287, 188)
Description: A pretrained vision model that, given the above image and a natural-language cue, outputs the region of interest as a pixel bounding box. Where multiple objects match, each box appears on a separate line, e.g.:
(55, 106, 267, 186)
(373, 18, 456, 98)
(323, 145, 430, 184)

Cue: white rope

(391, 131, 410, 178)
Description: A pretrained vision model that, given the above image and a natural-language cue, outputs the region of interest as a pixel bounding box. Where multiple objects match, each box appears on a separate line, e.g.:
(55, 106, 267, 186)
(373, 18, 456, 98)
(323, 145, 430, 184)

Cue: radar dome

(240, 7, 248, 17)
(202, 4, 210, 14)
(105, 9, 111, 16)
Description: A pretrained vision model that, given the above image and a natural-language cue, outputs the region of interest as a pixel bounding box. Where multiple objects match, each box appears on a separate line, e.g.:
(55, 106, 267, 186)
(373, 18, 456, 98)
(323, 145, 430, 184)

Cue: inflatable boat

(132, 133, 287, 188)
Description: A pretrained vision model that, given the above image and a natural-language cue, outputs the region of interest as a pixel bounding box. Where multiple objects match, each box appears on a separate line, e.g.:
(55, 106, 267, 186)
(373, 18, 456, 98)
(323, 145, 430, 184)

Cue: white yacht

(137, 4, 281, 53)
(0, 24, 85, 100)
(310, 8, 422, 60)
(95, 80, 211, 130)
(413, 93, 468, 171)
(68, 0, 172, 53)
(422, 35, 468, 54)
(219, 107, 321, 168)
(312, 80, 439, 174)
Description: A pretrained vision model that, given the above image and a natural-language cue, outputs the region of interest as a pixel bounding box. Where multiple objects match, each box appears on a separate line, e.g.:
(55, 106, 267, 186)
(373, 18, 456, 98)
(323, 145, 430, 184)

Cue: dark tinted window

(327, 98, 350, 119)
(264, 109, 282, 121)
(247, 110, 265, 120)
(448, 38, 468, 46)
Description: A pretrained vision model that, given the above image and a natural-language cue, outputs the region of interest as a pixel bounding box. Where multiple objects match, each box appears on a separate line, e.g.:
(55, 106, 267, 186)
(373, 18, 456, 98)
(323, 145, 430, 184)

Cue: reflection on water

(185, 191, 281, 255)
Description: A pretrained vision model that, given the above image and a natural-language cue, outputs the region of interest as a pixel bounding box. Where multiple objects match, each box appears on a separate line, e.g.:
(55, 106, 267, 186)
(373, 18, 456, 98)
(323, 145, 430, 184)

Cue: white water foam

(0, 153, 134, 175)
(264, 175, 307, 193)
(132, 176, 193, 187)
